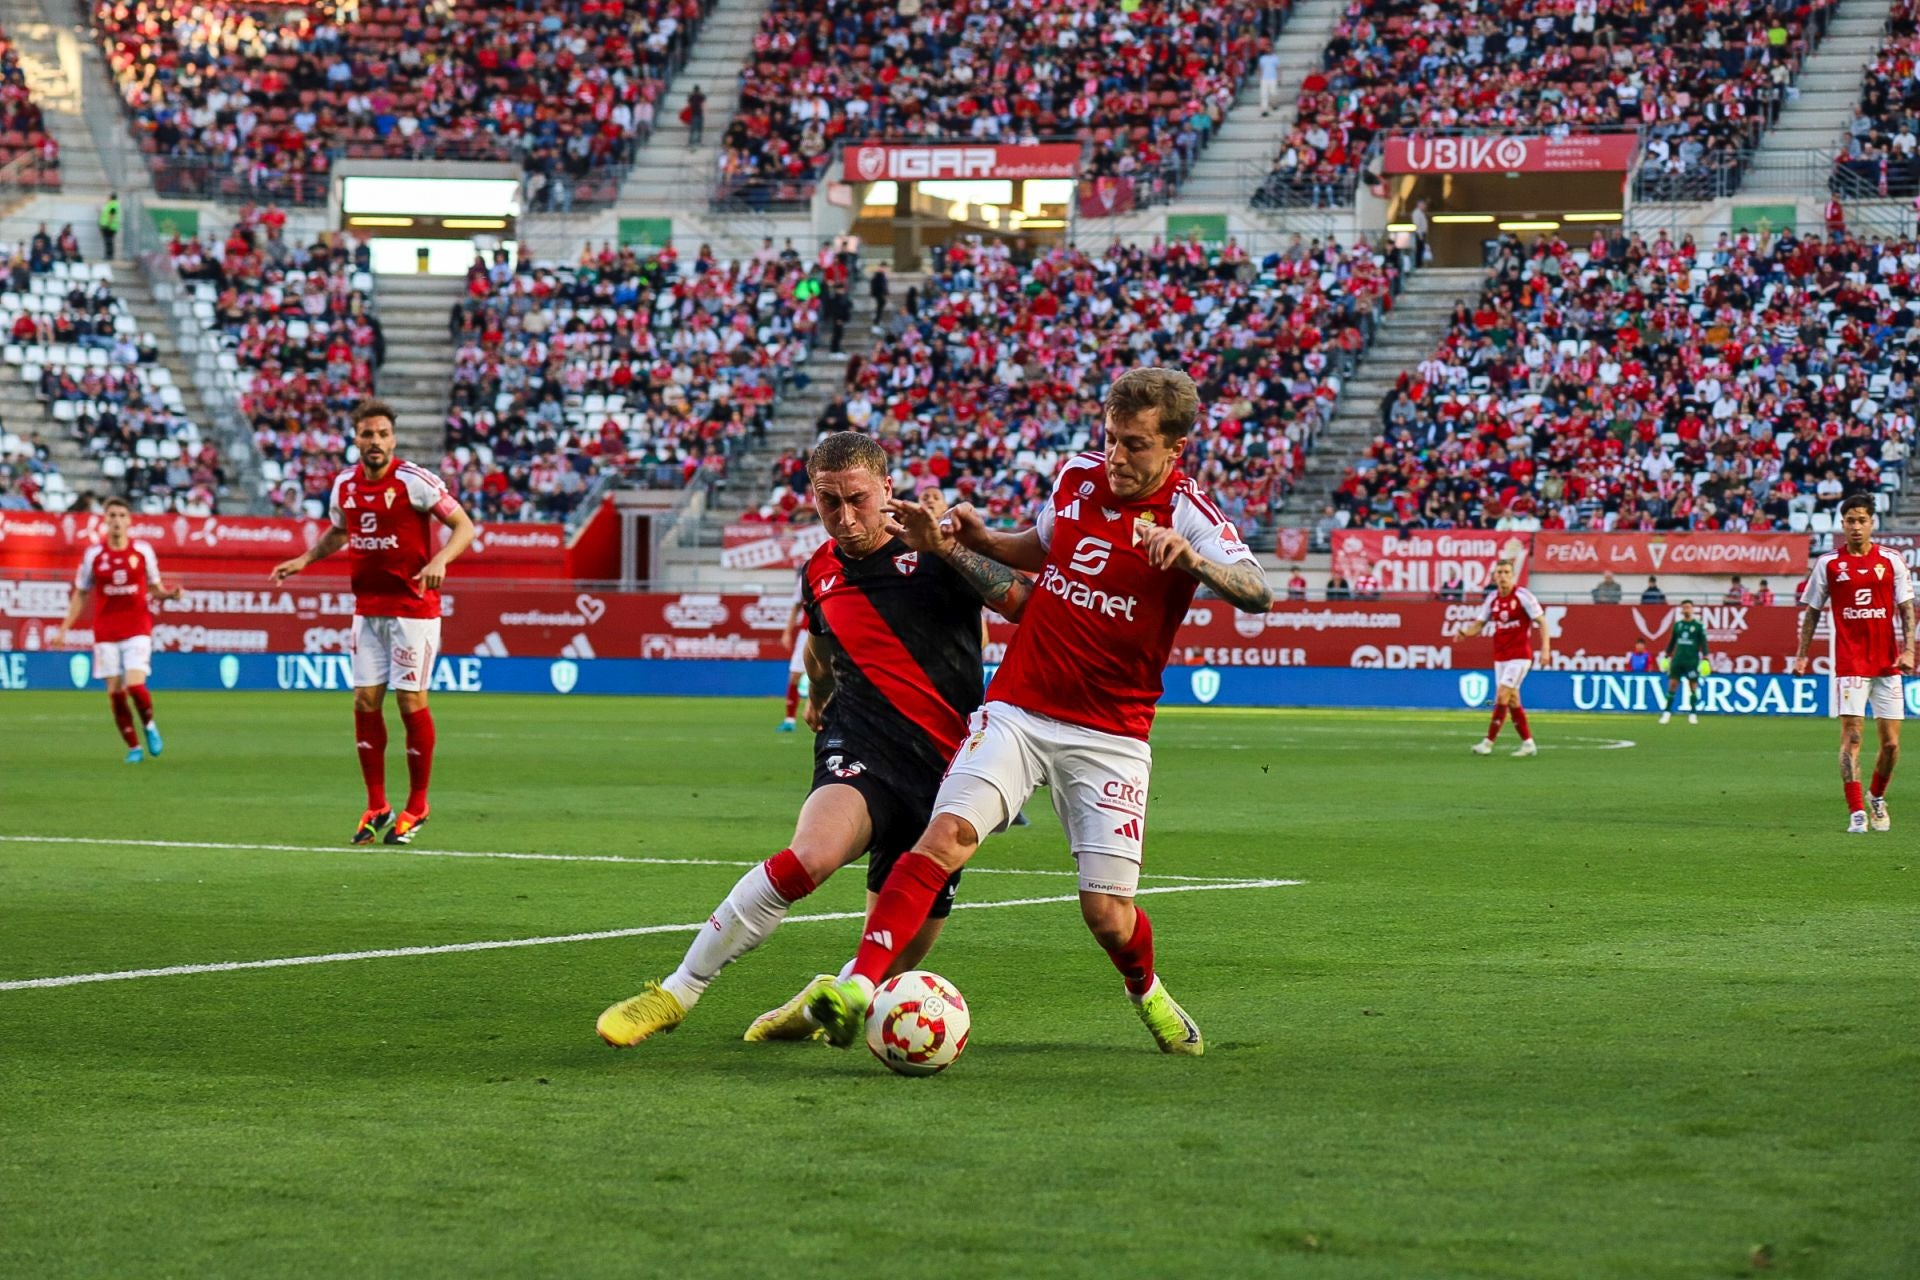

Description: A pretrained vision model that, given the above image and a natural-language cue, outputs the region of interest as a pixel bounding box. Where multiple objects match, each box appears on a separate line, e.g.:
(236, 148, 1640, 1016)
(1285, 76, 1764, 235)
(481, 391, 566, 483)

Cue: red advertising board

(719, 523, 831, 571)
(0, 582, 1810, 673)
(0, 511, 571, 578)
(1381, 134, 1639, 174)
(1328, 529, 1533, 596)
(1531, 532, 1807, 579)
(843, 143, 1082, 183)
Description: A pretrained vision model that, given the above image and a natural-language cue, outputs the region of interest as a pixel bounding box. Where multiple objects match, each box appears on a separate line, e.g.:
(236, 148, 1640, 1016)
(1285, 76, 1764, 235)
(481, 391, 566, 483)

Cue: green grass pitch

(2, 692, 1916, 1279)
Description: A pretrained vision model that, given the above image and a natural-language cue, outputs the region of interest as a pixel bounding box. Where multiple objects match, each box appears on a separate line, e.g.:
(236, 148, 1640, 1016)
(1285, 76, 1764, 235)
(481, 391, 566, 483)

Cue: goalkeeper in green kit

(1659, 599, 1709, 724)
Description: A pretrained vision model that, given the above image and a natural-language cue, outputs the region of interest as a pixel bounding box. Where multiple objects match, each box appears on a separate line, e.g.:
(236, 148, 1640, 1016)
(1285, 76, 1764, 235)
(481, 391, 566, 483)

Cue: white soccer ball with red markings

(865, 970, 970, 1077)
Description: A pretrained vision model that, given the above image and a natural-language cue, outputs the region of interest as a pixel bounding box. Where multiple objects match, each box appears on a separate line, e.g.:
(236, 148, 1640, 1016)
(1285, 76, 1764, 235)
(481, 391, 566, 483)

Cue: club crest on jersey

(893, 552, 919, 575)
(825, 754, 866, 779)
(1875, 563, 1887, 579)
(384, 489, 397, 508)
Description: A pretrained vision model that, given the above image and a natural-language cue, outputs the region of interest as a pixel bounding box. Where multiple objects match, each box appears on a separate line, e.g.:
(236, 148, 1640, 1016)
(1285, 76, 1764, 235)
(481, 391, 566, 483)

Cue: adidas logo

(1060, 498, 1082, 522)
(561, 632, 596, 659)
(406, 747, 422, 756)
(1112, 818, 1142, 841)
(473, 631, 509, 657)
(863, 929, 893, 950)
(355, 739, 373, 750)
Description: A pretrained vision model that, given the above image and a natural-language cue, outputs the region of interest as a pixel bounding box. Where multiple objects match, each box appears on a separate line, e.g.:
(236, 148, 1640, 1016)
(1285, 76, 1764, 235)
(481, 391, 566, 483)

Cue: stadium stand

(0, 21, 62, 191)
(439, 239, 819, 520)
(1325, 226, 1913, 534)
(1835, 0, 1920, 198)
(759, 234, 1403, 545)
(713, 0, 1284, 211)
(92, 0, 708, 206)
(1, 228, 219, 514)
(1255, 0, 1832, 210)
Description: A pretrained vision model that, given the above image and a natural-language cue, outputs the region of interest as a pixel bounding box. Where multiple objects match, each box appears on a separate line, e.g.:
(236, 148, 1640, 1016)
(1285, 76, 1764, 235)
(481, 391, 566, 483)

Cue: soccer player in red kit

(1460, 559, 1550, 757)
(1793, 492, 1916, 834)
(48, 496, 183, 762)
(271, 400, 476, 845)
(806, 368, 1275, 1056)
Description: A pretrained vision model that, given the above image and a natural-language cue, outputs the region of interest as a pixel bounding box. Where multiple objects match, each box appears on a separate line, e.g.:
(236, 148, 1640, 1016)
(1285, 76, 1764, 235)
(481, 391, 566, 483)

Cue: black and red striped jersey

(801, 535, 985, 794)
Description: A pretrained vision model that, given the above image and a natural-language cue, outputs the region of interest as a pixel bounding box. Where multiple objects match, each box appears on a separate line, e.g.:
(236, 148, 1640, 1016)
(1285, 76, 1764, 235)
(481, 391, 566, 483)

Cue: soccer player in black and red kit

(596, 431, 1033, 1046)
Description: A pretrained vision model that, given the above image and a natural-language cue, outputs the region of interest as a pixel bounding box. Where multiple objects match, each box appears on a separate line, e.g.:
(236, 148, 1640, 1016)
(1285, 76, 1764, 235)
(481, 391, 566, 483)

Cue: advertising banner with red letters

(0, 580, 1811, 673)
(0, 511, 570, 577)
(718, 523, 832, 571)
(843, 143, 1082, 183)
(1531, 532, 1808, 580)
(1328, 529, 1535, 597)
(1381, 134, 1640, 174)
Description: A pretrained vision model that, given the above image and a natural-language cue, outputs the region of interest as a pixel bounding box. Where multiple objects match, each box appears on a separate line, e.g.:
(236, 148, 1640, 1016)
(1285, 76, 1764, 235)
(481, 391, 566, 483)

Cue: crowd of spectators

(1324, 226, 1915, 534)
(1834, 0, 1920, 200)
(0, 25, 61, 189)
(1256, 0, 1829, 211)
(94, 0, 707, 206)
(439, 237, 823, 520)
(164, 206, 380, 517)
(715, 0, 1282, 211)
(756, 233, 1402, 543)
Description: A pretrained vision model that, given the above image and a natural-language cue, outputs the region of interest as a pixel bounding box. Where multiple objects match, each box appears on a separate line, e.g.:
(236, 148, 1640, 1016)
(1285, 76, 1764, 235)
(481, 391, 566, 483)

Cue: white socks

(660, 864, 795, 1009)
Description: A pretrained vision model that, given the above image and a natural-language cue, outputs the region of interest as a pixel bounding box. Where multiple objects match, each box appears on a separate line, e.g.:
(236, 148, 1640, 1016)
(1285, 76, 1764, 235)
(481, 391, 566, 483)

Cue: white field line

(0, 834, 1248, 883)
(0, 878, 1302, 993)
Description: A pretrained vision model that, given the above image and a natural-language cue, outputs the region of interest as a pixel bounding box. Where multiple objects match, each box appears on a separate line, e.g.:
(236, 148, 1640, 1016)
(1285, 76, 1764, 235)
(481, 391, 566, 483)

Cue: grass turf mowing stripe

(0, 878, 1301, 993)
(0, 835, 1254, 883)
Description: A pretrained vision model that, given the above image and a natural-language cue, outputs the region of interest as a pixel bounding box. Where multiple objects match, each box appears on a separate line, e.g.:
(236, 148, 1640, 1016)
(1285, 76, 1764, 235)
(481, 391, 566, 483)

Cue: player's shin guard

(851, 851, 952, 983)
(663, 849, 816, 1009)
(128, 684, 154, 725)
(108, 691, 139, 747)
(1511, 705, 1531, 741)
(1486, 704, 1508, 741)
(401, 707, 434, 814)
(354, 709, 389, 811)
(1104, 906, 1157, 997)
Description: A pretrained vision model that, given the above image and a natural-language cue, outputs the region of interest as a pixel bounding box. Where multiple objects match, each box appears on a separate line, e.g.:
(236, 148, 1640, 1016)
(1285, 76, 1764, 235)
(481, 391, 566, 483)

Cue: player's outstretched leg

(1087, 899, 1202, 1055)
(352, 706, 393, 843)
(745, 974, 834, 1042)
(386, 706, 435, 844)
(109, 689, 142, 761)
(600, 848, 819, 1047)
(129, 684, 162, 756)
(1510, 704, 1537, 757)
(809, 850, 955, 1048)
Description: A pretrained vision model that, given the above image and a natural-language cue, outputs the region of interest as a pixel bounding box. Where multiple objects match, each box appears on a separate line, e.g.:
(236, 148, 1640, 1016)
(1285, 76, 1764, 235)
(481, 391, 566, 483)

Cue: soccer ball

(865, 970, 970, 1076)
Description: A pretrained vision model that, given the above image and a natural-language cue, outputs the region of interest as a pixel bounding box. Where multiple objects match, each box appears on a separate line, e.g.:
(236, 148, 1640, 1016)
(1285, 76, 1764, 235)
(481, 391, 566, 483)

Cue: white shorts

(1832, 675, 1905, 720)
(933, 700, 1154, 896)
(1494, 659, 1532, 692)
(91, 635, 153, 680)
(351, 615, 440, 691)
(788, 631, 809, 677)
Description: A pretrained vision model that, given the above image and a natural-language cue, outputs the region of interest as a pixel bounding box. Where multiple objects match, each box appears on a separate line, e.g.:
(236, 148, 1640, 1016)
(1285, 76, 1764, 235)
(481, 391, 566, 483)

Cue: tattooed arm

(1902, 599, 1917, 674)
(1791, 606, 1821, 676)
(943, 542, 1033, 621)
(1136, 523, 1274, 613)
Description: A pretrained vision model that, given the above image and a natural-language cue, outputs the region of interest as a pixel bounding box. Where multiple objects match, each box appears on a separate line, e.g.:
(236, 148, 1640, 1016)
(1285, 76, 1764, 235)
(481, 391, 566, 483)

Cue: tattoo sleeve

(1795, 606, 1820, 659)
(1903, 600, 1916, 651)
(1189, 557, 1275, 614)
(945, 545, 1033, 621)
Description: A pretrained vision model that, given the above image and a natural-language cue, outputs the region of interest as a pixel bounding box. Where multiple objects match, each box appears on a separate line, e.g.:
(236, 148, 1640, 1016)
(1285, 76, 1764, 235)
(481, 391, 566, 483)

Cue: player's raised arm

(1143, 496, 1273, 614)
(415, 499, 475, 591)
(943, 499, 1048, 573)
(271, 526, 349, 581)
(887, 494, 1034, 619)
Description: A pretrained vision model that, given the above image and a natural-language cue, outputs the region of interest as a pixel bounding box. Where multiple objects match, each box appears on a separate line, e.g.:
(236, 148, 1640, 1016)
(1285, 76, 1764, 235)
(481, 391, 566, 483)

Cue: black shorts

(811, 749, 962, 919)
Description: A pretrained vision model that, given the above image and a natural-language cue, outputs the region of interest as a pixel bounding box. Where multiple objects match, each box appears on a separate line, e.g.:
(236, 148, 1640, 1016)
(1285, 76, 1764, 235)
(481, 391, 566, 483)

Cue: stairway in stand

(372, 276, 464, 466)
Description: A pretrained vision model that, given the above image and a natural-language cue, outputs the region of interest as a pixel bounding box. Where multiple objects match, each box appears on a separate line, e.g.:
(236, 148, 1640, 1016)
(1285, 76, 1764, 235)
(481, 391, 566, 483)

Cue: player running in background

(595, 432, 1032, 1048)
(1461, 559, 1549, 757)
(777, 569, 806, 731)
(805, 368, 1274, 1057)
(271, 400, 475, 846)
(1793, 493, 1916, 834)
(48, 496, 183, 762)
(1659, 600, 1709, 725)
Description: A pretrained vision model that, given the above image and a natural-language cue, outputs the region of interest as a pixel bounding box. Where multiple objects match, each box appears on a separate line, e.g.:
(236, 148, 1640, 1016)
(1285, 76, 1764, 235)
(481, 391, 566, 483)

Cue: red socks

(1845, 781, 1865, 814)
(1486, 704, 1508, 740)
(401, 707, 435, 814)
(1104, 907, 1156, 996)
(784, 681, 800, 718)
(763, 847, 816, 902)
(1871, 770, 1890, 799)
(852, 851, 952, 983)
(109, 691, 138, 747)
(355, 709, 388, 811)
(1512, 705, 1531, 741)
(128, 684, 154, 724)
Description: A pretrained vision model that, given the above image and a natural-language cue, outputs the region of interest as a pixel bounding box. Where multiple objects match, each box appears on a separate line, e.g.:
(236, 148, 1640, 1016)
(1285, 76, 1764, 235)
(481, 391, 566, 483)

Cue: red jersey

(1475, 587, 1544, 663)
(75, 539, 162, 642)
(989, 452, 1258, 741)
(1802, 545, 1914, 677)
(327, 460, 458, 620)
